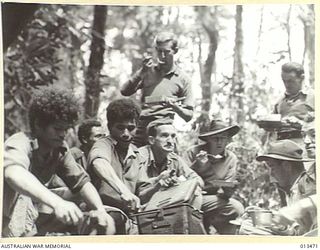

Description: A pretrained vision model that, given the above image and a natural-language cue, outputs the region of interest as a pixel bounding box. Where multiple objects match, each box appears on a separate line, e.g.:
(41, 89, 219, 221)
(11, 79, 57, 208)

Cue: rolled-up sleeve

(57, 151, 90, 193)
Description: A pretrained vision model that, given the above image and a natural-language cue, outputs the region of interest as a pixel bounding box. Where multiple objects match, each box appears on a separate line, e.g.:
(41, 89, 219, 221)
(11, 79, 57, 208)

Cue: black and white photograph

(1, 1, 318, 241)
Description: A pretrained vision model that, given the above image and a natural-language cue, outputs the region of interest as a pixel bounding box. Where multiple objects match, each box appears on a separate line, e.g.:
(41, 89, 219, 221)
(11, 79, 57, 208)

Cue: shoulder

(138, 145, 151, 160)
(70, 147, 85, 159)
(5, 132, 33, 153)
(225, 149, 238, 160)
(91, 136, 114, 152)
(4, 132, 33, 169)
(174, 66, 191, 84)
(303, 89, 314, 110)
(274, 94, 286, 106)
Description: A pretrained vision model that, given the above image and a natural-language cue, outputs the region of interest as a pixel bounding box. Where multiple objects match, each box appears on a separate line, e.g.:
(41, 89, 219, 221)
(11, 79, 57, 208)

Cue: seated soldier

(136, 119, 243, 235)
(87, 98, 142, 215)
(71, 119, 105, 170)
(136, 119, 203, 205)
(49, 119, 105, 189)
(254, 140, 316, 235)
(270, 113, 317, 235)
(2, 85, 115, 237)
(183, 119, 244, 234)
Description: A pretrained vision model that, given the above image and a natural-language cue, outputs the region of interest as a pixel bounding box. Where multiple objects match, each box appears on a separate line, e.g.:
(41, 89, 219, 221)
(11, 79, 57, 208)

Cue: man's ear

(148, 136, 155, 145)
(300, 73, 305, 80)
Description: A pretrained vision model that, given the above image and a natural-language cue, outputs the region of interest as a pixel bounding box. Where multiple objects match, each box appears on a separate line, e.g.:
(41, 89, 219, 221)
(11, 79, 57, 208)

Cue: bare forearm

(93, 159, 132, 196)
(121, 69, 143, 96)
(79, 182, 105, 211)
(172, 105, 193, 122)
(5, 165, 64, 209)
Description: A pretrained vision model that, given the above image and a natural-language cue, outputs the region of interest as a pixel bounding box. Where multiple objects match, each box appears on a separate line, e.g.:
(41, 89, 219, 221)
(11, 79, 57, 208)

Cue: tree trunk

(285, 5, 292, 61)
(84, 6, 107, 118)
(301, 5, 315, 88)
(196, 7, 219, 126)
(232, 5, 244, 125)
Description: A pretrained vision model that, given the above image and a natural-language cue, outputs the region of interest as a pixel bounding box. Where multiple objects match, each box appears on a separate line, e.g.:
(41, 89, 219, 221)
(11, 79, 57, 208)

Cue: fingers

(55, 202, 83, 226)
(142, 54, 153, 68)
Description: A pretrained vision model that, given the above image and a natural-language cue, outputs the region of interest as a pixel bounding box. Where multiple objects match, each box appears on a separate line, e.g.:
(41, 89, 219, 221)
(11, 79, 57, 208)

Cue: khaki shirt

(136, 145, 202, 201)
(127, 64, 193, 120)
(287, 164, 317, 234)
(87, 136, 141, 195)
(3, 132, 90, 219)
(183, 145, 238, 194)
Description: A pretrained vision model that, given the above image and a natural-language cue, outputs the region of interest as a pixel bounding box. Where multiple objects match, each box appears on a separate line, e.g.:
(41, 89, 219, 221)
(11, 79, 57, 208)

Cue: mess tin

(249, 209, 273, 228)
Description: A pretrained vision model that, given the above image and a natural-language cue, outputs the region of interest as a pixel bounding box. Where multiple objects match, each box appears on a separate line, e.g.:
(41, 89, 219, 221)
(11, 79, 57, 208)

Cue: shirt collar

(108, 135, 118, 146)
(145, 145, 177, 170)
(289, 171, 306, 194)
(108, 135, 138, 160)
(284, 90, 306, 99)
(126, 144, 139, 160)
(159, 63, 179, 77)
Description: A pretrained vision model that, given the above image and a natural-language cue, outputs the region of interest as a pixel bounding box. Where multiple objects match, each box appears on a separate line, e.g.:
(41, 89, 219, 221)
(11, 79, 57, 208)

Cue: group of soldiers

(2, 31, 316, 237)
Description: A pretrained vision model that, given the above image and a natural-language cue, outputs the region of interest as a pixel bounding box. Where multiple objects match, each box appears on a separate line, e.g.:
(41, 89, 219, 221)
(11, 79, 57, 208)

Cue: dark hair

(78, 119, 102, 143)
(106, 98, 141, 130)
(29, 85, 79, 132)
(147, 118, 173, 137)
(155, 31, 178, 53)
(281, 62, 304, 78)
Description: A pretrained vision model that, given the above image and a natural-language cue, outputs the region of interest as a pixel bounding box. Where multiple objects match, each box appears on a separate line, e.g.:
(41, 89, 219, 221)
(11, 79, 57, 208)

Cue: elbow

(183, 112, 193, 122)
(185, 115, 192, 122)
(120, 88, 130, 96)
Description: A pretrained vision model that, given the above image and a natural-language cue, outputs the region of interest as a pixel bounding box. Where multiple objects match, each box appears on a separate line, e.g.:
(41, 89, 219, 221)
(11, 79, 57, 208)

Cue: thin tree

(195, 6, 219, 127)
(299, 5, 315, 88)
(231, 5, 244, 125)
(84, 5, 107, 118)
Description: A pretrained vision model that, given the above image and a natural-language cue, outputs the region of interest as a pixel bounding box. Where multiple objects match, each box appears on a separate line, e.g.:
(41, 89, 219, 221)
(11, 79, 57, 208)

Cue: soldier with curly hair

(2, 85, 115, 237)
(87, 98, 142, 216)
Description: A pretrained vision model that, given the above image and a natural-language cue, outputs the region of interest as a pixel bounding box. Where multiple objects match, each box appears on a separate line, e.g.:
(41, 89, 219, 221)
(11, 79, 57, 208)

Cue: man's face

(206, 132, 230, 155)
(109, 119, 137, 147)
(150, 124, 176, 154)
(265, 158, 290, 188)
(38, 120, 70, 149)
(281, 71, 303, 95)
(86, 126, 105, 147)
(155, 41, 175, 69)
(302, 123, 316, 159)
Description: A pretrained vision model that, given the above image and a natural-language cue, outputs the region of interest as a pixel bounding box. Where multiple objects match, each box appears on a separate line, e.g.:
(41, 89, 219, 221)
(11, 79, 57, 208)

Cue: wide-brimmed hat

(256, 139, 313, 162)
(199, 120, 240, 140)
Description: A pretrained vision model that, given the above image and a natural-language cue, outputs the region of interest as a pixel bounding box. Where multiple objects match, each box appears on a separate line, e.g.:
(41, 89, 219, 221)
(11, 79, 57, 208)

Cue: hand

(157, 169, 178, 188)
(120, 192, 141, 211)
(89, 210, 116, 235)
(141, 53, 154, 73)
(271, 210, 295, 228)
(281, 116, 303, 128)
(221, 186, 235, 199)
(195, 150, 208, 165)
(53, 200, 84, 226)
(270, 223, 299, 236)
(161, 97, 180, 109)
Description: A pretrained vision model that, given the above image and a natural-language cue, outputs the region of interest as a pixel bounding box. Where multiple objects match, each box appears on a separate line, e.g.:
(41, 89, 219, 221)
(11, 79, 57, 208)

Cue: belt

(277, 130, 302, 140)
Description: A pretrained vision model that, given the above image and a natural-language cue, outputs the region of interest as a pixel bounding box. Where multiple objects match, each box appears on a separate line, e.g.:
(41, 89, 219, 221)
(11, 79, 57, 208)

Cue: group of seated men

(2, 31, 316, 237)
